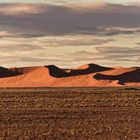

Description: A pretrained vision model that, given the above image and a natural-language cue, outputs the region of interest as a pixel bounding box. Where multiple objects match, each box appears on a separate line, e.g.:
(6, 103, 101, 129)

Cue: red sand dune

(0, 64, 140, 87)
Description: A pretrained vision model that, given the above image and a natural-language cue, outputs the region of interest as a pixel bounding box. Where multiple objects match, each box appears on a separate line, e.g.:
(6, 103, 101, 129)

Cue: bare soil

(0, 88, 140, 140)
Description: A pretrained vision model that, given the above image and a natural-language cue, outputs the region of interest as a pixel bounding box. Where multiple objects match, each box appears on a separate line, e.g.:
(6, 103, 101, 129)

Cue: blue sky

(0, 0, 139, 67)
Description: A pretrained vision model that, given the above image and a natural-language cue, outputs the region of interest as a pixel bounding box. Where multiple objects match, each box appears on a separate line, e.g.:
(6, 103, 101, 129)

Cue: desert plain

(0, 87, 140, 139)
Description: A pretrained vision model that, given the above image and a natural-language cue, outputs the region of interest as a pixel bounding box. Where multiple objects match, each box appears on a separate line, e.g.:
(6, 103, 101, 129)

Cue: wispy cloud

(95, 46, 140, 62)
(0, 3, 45, 16)
(37, 36, 114, 47)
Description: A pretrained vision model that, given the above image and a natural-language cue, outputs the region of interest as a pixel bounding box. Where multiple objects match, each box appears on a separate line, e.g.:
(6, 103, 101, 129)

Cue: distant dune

(0, 64, 140, 87)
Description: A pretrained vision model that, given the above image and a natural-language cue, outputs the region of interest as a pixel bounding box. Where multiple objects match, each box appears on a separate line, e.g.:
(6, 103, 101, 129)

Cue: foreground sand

(0, 88, 140, 139)
(0, 63, 140, 87)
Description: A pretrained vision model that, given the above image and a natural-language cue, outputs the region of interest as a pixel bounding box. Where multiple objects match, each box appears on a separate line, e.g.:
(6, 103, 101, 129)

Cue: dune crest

(0, 63, 140, 87)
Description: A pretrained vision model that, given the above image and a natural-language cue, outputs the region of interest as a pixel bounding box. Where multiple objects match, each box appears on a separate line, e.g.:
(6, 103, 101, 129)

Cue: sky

(0, 0, 140, 68)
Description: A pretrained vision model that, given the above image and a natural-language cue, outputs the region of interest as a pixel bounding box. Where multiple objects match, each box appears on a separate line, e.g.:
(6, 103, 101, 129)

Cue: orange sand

(0, 64, 140, 87)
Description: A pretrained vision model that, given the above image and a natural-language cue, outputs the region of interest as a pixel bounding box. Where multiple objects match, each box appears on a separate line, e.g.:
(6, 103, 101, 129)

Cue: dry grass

(0, 88, 140, 139)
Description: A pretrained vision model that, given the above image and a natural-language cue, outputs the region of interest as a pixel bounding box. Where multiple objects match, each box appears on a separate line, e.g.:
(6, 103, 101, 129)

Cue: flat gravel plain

(0, 88, 140, 140)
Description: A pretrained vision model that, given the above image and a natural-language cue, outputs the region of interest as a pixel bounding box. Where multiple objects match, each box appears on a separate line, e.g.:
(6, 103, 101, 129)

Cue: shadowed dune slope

(45, 65, 68, 78)
(9, 66, 42, 74)
(0, 66, 20, 78)
(64, 64, 112, 76)
(94, 68, 140, 84)
(0, 64, 140, 87)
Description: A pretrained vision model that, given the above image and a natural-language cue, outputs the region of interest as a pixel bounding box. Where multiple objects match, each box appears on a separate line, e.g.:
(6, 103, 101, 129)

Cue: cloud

(0, 31, 12, 37)
(0, 56, 48, 68)
(127, 0, 140, 5)
(104, 27, 140, 35)
(95, 46, 140, 61)
(67, 2, 107, 12)
(65, 45, 140, 67)
(69, 51, 100, 61)
(0, 45, 140, 67)
(0, 55, 66, 67)
(0, 45, 42, 52)
(0, 3, 140, 37)
(0, 2, 140, 67)
(39, 36, 114, 47)
(0, 3, 45, 16)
